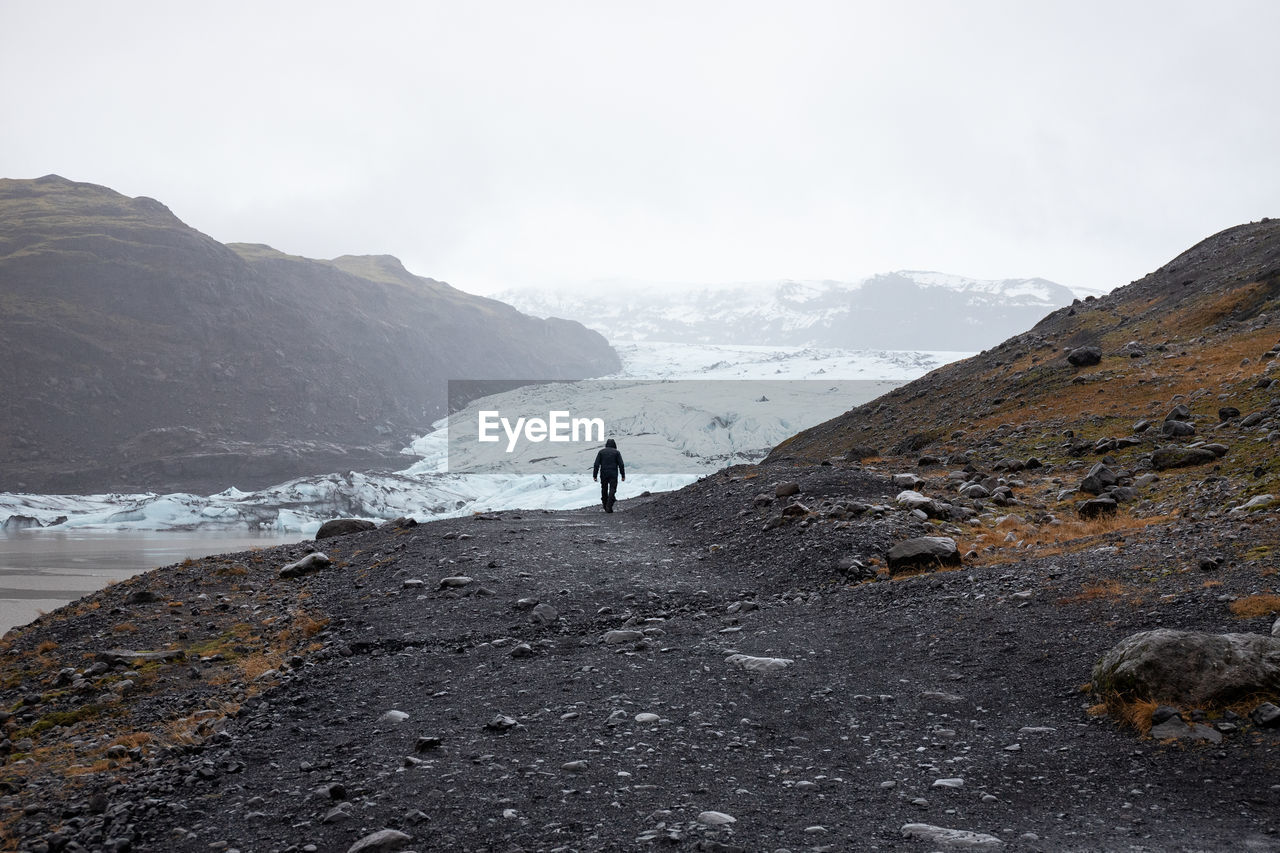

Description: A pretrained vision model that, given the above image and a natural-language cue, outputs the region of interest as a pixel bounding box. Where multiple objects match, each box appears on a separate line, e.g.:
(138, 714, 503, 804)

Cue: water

(0, 530, 304, 637)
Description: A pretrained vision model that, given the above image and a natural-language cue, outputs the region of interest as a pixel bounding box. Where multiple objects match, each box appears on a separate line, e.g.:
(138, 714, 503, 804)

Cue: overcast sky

(2, 1, 1276, 296)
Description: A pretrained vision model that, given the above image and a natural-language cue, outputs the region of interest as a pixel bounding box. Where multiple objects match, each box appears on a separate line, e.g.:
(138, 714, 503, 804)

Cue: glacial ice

(0, 342, 969, 533)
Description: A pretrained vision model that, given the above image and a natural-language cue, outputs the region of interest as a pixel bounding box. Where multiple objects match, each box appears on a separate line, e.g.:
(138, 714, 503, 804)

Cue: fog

(2, 1, 1276, 295)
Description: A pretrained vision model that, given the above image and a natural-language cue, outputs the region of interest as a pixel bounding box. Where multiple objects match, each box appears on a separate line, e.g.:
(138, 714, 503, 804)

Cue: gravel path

(4, 467, 1280, 852)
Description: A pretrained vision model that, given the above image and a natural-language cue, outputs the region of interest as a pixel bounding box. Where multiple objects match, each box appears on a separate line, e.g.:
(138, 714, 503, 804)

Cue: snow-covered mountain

(499, 271, 1078, 351)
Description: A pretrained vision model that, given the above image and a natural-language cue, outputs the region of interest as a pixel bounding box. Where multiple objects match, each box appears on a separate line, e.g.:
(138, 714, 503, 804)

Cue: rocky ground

(2, 459, 1279, 853)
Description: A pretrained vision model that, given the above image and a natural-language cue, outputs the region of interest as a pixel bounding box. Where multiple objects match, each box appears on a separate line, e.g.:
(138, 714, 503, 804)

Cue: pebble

(696, 810, 737, 826)
(438, 576, 474, 588)
(346, 829, 412, 853)
(378, 710, 409, 724)
(933, 778, 965, 788)
(724, 653, 794, 673)
(603, 630, 644, 644)
(901, 823, 1004, 849)
(634, 712, 660, 723)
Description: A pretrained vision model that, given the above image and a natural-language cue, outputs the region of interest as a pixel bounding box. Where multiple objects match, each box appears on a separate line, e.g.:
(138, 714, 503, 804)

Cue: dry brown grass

(35, 640, 58, 655)
(108, 732, 152, 748)
(1228, 593, 1280, 619)
(1059, 579, 1130, 605)
(1110, 697, 1161, 736)
(111, 622, 139, 634)
(959, 512, 1172, 567)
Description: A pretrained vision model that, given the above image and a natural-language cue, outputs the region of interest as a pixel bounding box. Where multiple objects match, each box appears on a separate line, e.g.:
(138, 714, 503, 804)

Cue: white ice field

(0, 342, 971, 534)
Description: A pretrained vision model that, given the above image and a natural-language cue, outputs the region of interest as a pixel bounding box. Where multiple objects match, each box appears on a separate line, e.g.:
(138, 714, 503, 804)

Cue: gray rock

(893, 473, 924, 488)
(696, 810, 736, 826)
(279, 552, 331, 579)
(485, 714, 518, 731)
(315, 519, 376, 540)
(1080, 463, 1118, 495)
(1219, 406, 1241, 421)
(602, 629, 644, 644)
(775, 481, 801, 497)
(347, 829, 412, 853)
(1151, 446, 1219, 470)
(530, 603, 559, 625)
(1066, 346, 1102, 367)
(1161, 420, 1197, 437)
(1252, 702, 1280, 727)
(1166, 403, 1192, 421)
(886, 536, 961, 575)
(1093, 629, 1280, 706)
(901, 823, 1004, 848)
(725, 653, 794, 674)
(1077, 497, 1118, 519)
(438, 575, 474, 588)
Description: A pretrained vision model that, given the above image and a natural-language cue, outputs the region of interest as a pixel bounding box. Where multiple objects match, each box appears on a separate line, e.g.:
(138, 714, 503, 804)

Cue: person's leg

(605, 477, 617, 511)
(601, 478, 609, 510)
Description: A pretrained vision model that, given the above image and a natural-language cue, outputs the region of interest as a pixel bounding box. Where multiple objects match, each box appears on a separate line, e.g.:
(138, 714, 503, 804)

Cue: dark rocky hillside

(0, 176, 619, 494)
(2, 222, 1280, 852)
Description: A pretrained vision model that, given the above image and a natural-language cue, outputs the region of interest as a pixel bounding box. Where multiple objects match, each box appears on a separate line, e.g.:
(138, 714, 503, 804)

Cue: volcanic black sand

(4, 465, 1279, 852)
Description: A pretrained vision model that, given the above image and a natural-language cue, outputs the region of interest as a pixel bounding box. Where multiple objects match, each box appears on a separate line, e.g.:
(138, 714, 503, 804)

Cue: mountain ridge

(0, 176, 619, 494)
(499, 271, 1080, 350)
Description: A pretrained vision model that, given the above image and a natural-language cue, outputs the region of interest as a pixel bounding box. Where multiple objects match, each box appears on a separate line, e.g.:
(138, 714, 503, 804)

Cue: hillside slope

(0, 176, 619, 494)
(770, 219, 1280, 492)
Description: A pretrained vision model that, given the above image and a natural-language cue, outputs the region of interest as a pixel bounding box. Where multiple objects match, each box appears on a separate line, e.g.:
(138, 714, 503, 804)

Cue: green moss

(13, 704, 105, 740)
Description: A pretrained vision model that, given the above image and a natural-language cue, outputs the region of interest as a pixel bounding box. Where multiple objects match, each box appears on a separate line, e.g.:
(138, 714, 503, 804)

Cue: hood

(605, 439, 617, 448)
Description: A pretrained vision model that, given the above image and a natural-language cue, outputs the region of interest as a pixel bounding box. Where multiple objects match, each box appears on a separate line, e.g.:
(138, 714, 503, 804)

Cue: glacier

(0, 342, 970, 534)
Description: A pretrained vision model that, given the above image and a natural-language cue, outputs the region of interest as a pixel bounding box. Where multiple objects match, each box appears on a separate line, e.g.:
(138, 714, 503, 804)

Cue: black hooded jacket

(592, 439, 625, 480)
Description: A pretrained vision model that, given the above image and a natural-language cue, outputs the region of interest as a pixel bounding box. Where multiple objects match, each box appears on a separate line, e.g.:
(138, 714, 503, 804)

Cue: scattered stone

(775, 482, 801, 498)
(725, 654, 794, 674)
(1219, 406, 1241, 421)
(485, 714, 518, 732)
(1066, 346, 1102, 367)
(901, 823, 1004, 848)
(1080, 463, 1119, 495)
(1252, 702, 1280, 728)
(279, 552, 331, 579)
(379, 710, 409, 724)
(347, 829, 412, 853)
(603, 630, 644, 644)
(1151, 446, 1219, 470)
(933, 778, 965, 788)
(1093, 629, 1280, 706)
(1161, 420, 1196, 437)
(1078, 496, 1118, 519)
(696, 810, 736, 827)
(315, 519, 376, 540)
(886, 537, 961, 574)
(530, 603, 559, 625)
(438, 576, 475, 588)
(635, 712, 660, 724)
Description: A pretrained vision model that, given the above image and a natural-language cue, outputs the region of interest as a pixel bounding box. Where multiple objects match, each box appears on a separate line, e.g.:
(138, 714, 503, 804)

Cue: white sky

(2, 1, 1276, 296)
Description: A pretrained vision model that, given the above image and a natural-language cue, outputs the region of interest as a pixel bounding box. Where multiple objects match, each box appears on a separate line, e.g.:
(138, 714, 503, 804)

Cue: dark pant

(600, 476, 618, 511)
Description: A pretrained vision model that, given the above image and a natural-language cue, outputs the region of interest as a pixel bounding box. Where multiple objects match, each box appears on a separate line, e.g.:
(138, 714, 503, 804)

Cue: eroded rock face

(1093, 628, 1280, 706)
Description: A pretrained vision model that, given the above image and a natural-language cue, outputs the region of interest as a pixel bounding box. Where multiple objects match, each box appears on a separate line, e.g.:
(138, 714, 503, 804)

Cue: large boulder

(316, 518, 377, 540)
(887, 537, 961, 575)
(1066, 346, 1102, 367)
(1151, 446, 1218, 470)
(1093, 629, 1280, 706)
(1079, 463, 1118, 495)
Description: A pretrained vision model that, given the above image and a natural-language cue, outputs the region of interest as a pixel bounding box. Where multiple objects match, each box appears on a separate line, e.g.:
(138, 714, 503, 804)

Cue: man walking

(592, 438, 625, 513)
